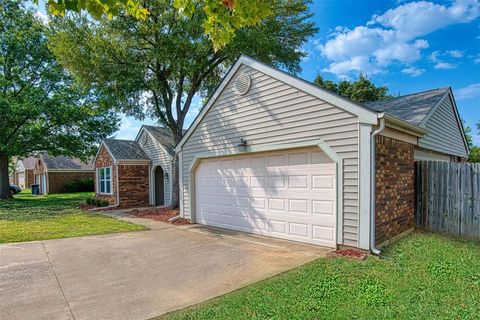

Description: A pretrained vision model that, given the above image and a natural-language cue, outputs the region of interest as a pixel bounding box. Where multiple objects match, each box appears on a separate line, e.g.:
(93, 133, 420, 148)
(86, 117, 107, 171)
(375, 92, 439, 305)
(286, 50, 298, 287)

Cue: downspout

(370, 114, 385, 255)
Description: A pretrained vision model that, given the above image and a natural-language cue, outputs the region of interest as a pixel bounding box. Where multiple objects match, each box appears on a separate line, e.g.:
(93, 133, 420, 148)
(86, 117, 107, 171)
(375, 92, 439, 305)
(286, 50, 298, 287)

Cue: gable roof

(364, 88, 449, 126)
(140, 126, 177, 155)
(175, 54, 379, 151)
(103, 139, 150, 161)
(17, 156, 37, 171)
(41, 155, 94, 170)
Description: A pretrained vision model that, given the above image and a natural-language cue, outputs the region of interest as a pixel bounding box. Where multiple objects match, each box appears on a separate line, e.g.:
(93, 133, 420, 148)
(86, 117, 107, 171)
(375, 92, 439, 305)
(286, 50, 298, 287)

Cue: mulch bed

(128, 207, 191, 225)
(327, 248, 368, 261)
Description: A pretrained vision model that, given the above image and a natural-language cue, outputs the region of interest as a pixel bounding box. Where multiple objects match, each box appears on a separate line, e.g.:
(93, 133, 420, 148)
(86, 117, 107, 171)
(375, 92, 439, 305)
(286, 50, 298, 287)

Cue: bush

(85, 197, 110, 207)
(61, 178, 94, 193)
(96, 199, 110, 207)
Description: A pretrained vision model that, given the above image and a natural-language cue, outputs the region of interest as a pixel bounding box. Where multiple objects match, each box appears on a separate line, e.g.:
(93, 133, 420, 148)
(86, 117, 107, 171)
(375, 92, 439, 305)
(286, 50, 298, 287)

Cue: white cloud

(434, 62, 457, 69)
(447, 50, 464, 58)
(402, 66, 425, 77)
(474, 54, 480, 63)
(319, 0, 480, 76)
(429, 50, 463, 69)
(455, 83, 480, 100)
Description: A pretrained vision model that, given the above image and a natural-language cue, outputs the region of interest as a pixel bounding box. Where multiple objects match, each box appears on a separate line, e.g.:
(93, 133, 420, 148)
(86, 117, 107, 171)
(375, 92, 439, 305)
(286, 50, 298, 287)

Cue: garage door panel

(195, 147, 337, 247)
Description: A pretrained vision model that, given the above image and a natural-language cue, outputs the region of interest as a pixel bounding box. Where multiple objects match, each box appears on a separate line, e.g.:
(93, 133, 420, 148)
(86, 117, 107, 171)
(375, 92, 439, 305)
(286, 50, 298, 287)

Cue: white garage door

(18, 172, 25, 188)
(195, 147, 337, 247)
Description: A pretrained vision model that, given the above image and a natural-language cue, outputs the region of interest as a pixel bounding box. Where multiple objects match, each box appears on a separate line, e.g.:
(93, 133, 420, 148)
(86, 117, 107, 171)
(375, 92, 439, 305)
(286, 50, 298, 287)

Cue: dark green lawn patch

(159, 232, 480, 320)
(0, 192, 145, 243)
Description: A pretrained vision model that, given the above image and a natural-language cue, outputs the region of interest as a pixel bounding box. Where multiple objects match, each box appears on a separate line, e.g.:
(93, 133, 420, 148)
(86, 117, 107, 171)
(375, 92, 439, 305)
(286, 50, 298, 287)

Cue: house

(33, 155, 94, 194)
(93, 125, 175, 208)
(12, 156, 37, 188)
(174, 55, 469, 251)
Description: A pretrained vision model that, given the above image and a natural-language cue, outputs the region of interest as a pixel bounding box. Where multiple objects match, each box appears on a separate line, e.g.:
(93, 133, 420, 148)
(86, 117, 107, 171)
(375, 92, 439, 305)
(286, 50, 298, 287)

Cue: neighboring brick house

(33, 155, 94, 194)
(12, 156, 37, 188)
(93, 126, 175, 208)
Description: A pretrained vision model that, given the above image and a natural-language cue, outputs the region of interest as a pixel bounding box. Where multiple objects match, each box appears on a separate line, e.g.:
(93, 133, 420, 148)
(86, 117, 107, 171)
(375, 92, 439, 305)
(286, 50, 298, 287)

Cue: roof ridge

(368, 87, 449, 104)
(104, 138, 137, 142)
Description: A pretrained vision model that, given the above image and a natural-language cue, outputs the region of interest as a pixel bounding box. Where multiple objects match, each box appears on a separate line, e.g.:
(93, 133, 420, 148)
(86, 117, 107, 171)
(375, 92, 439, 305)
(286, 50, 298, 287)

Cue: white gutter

(370, 113, 385, 255)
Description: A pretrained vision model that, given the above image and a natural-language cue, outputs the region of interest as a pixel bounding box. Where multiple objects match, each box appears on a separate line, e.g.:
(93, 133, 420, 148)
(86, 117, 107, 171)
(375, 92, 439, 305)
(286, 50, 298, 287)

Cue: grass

(159, 232, 480, 320)
(0, 191, 146, 243)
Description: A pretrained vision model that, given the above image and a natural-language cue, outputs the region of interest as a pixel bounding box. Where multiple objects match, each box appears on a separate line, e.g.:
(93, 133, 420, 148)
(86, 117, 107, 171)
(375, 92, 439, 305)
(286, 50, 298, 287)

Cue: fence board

(415, 161, 480, 240)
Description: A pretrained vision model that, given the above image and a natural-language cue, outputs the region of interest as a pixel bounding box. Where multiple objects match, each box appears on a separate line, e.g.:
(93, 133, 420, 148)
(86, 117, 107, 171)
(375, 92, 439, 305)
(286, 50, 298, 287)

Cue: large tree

(0, 0, 119, 199)
(313, 74, 391, 103)
(40, 0, 273, 50)
(49, 0, 317, 207)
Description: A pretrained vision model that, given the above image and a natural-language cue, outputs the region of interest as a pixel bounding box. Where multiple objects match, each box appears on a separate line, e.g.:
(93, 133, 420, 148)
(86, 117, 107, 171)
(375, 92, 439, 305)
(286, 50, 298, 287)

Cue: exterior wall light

(238, 138, 248, 152)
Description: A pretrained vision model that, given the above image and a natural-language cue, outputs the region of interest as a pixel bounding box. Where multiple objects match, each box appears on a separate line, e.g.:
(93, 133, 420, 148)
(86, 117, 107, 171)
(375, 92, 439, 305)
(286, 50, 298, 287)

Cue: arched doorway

(155, 166, 165, 206)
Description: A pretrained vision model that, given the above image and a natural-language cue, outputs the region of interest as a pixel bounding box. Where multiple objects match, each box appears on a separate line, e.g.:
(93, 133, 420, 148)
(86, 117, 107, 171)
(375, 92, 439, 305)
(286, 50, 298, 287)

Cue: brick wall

(118, 164, 150, 208)
(375, 135, 415, 244)
(94, 145, 117, 204)
(25, 170, 34, 188)
(47, 171, 94, 194)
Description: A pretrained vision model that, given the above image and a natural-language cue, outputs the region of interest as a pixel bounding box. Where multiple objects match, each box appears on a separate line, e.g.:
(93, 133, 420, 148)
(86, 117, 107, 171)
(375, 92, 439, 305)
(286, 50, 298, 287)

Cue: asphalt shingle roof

(363, 88, 449, 126)
(22, 156, 37, 170)
(41, 155, 94, 170)
(103, 139, 150, 161)
(142, 126, 178, 155)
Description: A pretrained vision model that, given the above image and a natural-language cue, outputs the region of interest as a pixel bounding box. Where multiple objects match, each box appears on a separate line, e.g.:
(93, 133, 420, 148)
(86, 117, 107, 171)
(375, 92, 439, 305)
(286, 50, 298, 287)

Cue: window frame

(98, 166, 113, 195)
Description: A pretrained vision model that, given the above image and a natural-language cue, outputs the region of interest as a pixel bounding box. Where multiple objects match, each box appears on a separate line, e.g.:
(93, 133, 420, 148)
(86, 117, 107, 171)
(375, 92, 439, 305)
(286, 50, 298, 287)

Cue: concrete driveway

(0, 220, 329, 320)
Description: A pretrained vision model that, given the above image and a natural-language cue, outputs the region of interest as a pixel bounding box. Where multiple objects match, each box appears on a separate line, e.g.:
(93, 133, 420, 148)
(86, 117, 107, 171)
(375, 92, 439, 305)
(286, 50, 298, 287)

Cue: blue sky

(32, 0, 480, 144)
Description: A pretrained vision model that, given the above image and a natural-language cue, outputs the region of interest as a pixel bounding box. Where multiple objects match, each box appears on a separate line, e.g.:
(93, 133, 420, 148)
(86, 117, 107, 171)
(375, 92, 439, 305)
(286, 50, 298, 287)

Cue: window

(99, 167, 112, 194)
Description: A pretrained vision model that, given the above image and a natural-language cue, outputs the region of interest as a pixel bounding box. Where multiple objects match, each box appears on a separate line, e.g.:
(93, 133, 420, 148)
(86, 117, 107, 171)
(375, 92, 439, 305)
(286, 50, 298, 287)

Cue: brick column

(375, 135, 415, 244)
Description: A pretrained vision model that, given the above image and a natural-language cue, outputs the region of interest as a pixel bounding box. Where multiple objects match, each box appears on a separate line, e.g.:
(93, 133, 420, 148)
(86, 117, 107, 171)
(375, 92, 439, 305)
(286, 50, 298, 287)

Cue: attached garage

(195, 148, 337, 247)
(175, 55, 469, 251)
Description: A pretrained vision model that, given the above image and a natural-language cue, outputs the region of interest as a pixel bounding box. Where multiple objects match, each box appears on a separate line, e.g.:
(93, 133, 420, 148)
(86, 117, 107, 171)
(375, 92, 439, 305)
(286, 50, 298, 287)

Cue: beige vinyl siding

(181, 65, 361, 247)
(419, 96, 468, 158)
(138, 130, 172, 205)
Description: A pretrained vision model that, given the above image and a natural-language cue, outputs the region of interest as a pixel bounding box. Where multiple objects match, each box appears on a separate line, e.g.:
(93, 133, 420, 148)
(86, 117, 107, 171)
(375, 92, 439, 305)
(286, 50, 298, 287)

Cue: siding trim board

(176, 55, 378, 152)
(187, 139, 345, 246)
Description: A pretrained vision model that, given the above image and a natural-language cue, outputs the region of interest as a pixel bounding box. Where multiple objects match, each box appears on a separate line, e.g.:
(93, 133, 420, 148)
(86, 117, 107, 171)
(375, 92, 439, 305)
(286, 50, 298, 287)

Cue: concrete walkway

(0, 217, 329, 320)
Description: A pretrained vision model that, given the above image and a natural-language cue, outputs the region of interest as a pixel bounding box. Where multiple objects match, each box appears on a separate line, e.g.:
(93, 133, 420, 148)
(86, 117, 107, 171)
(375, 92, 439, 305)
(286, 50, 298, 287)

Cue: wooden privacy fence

(415, 161, 480, 239)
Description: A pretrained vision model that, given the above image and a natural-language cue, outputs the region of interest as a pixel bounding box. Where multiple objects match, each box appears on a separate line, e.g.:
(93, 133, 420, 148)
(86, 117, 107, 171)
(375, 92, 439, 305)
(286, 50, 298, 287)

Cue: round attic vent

(235, 73, 251, 95)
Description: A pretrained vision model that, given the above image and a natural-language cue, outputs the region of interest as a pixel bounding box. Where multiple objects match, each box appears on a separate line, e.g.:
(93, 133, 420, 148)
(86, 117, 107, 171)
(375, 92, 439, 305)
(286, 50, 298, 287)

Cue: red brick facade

(94, 144, 150, 207)
(47, 171, 93, 194)
(12, 170, 34, 188)
(94, 145, 117, 205)
(375, 135, 415, 244)
(118, 164, 150, 208)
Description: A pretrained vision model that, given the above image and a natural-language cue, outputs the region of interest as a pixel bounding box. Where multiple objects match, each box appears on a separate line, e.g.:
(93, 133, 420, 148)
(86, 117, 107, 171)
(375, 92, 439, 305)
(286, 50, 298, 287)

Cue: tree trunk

(0, 154, 12, 200)
(170, 153, 180, 208)
(170, 130, 183, 209)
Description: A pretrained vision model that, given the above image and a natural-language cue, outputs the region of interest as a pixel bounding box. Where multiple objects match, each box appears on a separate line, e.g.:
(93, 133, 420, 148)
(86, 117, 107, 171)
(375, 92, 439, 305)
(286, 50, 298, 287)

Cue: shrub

(94, 198, 110, 207)
(85, 197, 110, 207)
(61, 178, 94, 193)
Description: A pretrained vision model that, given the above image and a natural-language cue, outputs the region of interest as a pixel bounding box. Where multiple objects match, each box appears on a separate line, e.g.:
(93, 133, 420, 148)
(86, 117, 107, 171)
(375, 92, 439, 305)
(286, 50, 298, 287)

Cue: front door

(155, 166, 165, 206)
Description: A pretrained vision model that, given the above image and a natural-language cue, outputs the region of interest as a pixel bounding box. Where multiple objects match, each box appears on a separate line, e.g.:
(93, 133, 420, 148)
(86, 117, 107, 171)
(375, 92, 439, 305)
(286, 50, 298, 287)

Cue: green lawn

(0, 191, 145, 243)
(160, 232, 480, 320)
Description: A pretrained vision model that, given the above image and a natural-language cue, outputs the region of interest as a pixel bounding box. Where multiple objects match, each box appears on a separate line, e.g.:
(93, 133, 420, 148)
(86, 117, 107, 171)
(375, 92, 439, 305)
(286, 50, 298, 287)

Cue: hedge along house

(94, 126, 175, 208)
(33, 155, 94, 194)
(175, 55, 469, 251)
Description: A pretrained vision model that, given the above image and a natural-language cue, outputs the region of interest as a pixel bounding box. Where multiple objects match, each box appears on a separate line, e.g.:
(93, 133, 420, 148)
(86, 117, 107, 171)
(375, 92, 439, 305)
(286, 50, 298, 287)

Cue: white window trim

(98, 166, 113, 195)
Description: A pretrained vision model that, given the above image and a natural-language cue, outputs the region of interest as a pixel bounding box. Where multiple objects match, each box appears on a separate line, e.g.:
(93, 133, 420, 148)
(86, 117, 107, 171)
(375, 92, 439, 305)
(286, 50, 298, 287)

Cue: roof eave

(381, 113, 427, 137)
